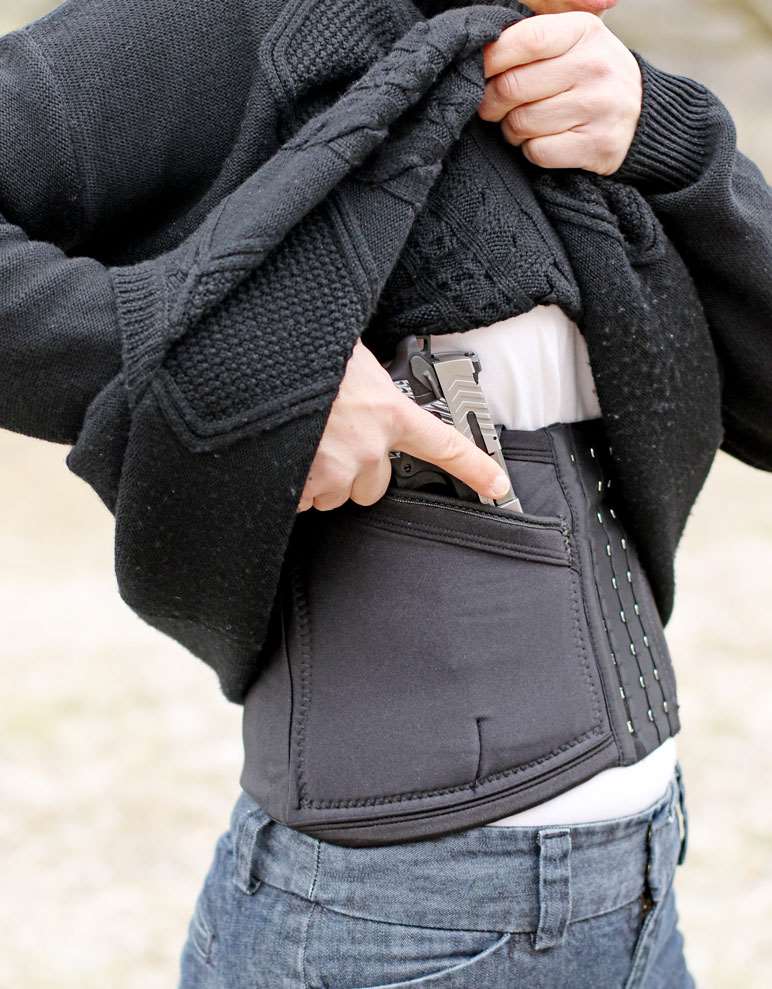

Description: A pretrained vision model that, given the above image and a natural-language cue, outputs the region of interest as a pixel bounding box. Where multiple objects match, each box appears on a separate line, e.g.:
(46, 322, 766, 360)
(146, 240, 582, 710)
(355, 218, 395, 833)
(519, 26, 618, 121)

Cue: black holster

(241, 420, 680, 846)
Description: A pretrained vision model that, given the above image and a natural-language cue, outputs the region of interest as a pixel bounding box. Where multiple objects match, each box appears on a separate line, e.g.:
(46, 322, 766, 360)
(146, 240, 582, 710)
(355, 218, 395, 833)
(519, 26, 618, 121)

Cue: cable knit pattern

(367, 117, 580, 350)
(164, 204, 368, 431)
(265, 0, 404, 134)
(0, 0, 769, 704)
(129, 4, 541, 445)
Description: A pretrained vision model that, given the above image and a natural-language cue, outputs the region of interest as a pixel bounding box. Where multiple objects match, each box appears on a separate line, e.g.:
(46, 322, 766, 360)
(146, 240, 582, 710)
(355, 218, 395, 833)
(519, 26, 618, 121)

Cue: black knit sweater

(1, 0, 769, 702)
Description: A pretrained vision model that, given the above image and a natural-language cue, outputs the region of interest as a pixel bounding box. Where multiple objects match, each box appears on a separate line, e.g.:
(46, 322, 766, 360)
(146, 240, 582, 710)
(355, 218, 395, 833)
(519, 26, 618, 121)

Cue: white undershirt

(428, 304, 678, 826)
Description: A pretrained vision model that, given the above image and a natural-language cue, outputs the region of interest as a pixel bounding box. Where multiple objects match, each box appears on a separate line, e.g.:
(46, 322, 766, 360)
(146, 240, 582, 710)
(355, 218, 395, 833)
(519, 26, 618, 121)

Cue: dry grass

(2, 2, 771, 987)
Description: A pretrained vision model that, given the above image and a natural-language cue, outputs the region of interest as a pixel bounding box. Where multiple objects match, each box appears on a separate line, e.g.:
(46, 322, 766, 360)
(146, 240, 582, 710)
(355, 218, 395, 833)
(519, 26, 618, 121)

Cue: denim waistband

(228, 766, 688, 937)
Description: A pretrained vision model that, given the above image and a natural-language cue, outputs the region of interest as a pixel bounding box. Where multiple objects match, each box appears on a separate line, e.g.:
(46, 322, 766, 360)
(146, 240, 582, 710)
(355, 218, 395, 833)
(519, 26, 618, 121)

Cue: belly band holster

(240, 419, 681, 846)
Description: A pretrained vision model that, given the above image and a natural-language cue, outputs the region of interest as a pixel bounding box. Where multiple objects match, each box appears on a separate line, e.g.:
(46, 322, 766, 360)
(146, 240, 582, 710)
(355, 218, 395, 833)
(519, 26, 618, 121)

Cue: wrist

(608, 52, 712, 192)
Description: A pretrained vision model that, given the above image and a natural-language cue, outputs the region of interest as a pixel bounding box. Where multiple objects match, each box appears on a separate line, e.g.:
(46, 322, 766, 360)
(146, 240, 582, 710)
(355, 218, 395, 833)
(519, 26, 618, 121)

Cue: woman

(1, 0, 769, 986)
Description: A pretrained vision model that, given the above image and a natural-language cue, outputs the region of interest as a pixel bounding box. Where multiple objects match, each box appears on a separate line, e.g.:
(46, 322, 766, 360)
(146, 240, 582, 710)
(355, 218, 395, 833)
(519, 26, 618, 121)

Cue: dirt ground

(1, 2, 771, 987)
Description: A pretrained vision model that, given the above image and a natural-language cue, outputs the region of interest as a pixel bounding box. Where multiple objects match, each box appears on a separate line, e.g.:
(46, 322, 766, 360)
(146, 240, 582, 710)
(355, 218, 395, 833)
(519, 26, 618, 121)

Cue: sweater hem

(112, 263, 167, 410)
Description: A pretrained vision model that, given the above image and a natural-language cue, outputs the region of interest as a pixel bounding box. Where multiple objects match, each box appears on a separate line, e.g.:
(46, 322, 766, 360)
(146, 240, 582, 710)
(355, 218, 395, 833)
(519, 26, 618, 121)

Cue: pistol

(386, 335, 523, 513)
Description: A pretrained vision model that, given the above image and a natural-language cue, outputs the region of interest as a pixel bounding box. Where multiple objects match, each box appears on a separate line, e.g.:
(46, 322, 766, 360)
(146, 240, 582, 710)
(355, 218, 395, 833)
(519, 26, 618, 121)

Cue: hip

(486, 735, 679, 827)
(179, 765, 693, 988)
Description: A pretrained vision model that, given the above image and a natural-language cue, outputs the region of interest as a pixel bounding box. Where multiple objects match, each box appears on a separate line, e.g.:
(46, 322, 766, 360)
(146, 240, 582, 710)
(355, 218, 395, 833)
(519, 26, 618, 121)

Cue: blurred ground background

(1, 1, 770, 987)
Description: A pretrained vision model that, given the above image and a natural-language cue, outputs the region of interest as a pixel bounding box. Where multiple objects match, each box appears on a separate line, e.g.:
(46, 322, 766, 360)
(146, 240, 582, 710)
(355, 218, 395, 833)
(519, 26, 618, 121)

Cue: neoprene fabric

(0, 0, 769, 702)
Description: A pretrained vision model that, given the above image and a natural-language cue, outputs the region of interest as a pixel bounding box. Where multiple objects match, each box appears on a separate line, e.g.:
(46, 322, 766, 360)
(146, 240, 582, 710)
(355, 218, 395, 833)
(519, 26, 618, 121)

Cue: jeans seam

(308, 839, 322, 900)
(302, 900, 319, 989)
(297, 896, 515, 936)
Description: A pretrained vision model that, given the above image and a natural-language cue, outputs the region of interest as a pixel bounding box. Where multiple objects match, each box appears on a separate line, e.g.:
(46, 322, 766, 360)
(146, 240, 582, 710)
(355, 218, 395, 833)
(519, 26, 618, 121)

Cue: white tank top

(428, 304, 677, 826)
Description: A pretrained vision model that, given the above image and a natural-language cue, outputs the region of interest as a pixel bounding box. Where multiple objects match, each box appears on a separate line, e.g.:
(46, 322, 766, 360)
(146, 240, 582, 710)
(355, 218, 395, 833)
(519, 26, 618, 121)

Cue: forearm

(0, 218, 122, 444)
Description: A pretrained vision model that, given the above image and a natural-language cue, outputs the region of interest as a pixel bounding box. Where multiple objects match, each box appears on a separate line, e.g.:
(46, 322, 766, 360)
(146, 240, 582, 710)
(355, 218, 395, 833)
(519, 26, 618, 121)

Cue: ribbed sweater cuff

(610, 53, 712, 192)
(111, 262, 167, 409)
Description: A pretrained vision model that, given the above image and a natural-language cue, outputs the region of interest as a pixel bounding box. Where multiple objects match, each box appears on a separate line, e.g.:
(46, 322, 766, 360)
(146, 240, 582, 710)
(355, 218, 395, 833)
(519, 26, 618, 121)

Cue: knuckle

(578, 10, 603, 34)
(316, 491, 348, 512)
(500, 114, 519, 146)
(323, 465, 351, 491)
(587, 54, 612, 80)
(522, 22, 547, 57)
(351, 484, 387, 508)
(523, 138, 548, 168)
(506, 105, 528, 135)
(574, 90, 600, 120)
(436, 424, 464, 463)
(478, 92, 496, 121)
(390, 395, 414, 438)
(359, 443, 385, 468)
(495, 68, 524, 105)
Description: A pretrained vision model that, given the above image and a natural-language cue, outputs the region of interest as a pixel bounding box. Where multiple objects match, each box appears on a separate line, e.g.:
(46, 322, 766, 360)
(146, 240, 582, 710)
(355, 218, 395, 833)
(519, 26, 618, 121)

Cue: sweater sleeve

(610, 53, 772, 472)
(0, 0, 263, 445)
(0, 29, 122, 444)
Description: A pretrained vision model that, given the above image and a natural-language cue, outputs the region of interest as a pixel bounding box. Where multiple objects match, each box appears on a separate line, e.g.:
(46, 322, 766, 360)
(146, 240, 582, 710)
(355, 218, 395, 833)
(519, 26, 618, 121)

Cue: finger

(520, 130, 593, 170)
(479, 54, 577, 122)
(298, 444, 351, 505)
(394, 400, 510, 499)
(500, 90, 589, 146)
(312, 487, 353, 512)
(507, 0, 616, 13)
(296, 496, 314, 513)
(349, 454, 393, 507)
(482, 12, 592, 79)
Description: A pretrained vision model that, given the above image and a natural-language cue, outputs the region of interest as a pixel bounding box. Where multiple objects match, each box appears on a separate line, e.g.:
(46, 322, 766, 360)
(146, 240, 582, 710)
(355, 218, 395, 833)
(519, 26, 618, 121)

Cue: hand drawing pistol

(386, 335, 523, 513)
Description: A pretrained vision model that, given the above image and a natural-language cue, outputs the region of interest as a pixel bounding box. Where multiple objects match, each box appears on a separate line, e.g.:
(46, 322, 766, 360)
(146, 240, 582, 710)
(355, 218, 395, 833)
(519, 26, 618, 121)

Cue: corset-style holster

(241, 419, 680, 846)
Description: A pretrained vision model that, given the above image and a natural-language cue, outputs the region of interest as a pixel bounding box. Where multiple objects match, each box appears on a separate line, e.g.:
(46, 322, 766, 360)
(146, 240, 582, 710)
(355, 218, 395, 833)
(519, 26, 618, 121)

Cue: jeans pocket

(303, 903, 512, 989)
(180, 831, 233, 977)
(189, 896, 216, 967)
(625, 884, 689, 989)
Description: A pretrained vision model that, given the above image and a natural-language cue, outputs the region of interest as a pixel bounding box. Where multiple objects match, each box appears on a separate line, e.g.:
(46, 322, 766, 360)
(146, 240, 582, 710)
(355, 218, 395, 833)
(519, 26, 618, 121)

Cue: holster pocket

(274, 485, 610, 821)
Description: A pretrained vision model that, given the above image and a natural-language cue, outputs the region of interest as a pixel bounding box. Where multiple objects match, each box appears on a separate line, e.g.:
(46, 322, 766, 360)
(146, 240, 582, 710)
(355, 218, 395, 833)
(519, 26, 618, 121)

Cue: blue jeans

(178, 767, 694, 988)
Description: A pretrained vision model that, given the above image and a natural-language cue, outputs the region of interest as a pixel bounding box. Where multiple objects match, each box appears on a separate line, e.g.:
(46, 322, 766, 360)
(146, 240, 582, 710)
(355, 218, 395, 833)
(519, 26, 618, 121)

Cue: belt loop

(232, 810, 271, 895)
(532, 828, 572, 952)
(675, 762, 689, 866)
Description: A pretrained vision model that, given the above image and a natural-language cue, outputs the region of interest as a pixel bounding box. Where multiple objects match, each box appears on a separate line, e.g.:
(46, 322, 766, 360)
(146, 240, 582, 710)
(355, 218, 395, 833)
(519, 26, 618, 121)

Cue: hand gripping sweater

(0, 0, 770, 703)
